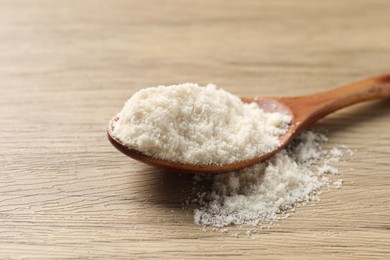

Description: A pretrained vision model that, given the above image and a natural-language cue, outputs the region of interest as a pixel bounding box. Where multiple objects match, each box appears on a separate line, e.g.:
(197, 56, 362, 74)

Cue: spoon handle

(277, 74, 390, 129)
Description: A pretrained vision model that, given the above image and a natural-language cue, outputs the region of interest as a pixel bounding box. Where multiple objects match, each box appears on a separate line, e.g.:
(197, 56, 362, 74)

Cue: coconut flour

(112, 83, 291, 165)
(193, 131, 346, 228)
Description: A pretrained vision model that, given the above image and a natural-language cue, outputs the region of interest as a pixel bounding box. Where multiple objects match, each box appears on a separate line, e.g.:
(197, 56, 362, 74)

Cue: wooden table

(1, 1, 389, 258)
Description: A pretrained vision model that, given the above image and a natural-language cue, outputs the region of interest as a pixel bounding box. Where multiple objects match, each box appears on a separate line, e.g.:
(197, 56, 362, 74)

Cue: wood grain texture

(1, 0, 389, 259)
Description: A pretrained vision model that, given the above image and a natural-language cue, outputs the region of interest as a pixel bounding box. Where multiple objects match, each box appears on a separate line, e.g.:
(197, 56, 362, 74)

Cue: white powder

(318, 165, 339, 175)
(333, 179, 344, 189)
(193, 131, 346, 228)
(112, 83, 291, 165)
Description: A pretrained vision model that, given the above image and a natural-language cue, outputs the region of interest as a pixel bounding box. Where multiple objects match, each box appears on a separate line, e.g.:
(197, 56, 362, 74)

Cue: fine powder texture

(193, 131, 345, 228)
(112, 83, 291, 165)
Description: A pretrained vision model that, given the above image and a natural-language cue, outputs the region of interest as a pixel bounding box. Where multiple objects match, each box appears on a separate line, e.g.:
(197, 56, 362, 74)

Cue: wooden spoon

(107, 74, 390, 174)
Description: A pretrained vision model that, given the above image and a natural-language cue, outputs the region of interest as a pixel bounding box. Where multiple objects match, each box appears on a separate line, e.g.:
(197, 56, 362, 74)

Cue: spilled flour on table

(192, 131, 350, 228)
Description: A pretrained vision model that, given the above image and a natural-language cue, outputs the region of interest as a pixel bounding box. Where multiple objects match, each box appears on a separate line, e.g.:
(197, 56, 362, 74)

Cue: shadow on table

(131, 165, 214, 209)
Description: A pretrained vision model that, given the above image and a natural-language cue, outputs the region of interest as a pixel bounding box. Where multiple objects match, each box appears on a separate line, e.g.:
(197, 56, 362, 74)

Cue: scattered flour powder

(193, 131, 346, 228)
(111, 83, 291, 165)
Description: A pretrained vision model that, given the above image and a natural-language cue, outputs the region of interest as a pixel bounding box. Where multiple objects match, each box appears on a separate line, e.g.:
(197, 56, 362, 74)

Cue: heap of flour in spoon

(111, 83, 291, 165)
(111, 83, 349, 228)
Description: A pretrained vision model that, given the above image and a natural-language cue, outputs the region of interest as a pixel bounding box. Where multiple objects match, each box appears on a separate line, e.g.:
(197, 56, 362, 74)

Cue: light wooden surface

(1, 0, 390, 259)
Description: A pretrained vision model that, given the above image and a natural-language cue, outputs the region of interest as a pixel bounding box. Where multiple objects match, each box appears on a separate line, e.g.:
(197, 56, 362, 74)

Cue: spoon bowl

(108, 74, 390, 173)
